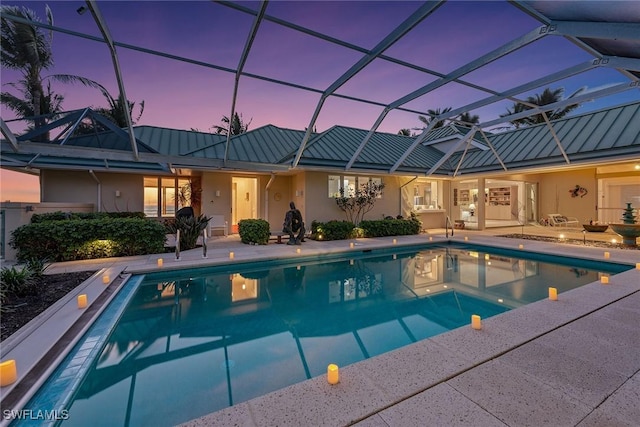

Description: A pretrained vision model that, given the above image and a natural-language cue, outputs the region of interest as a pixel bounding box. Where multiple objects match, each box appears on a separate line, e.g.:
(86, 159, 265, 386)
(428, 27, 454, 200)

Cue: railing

(445, 215, 454, 238)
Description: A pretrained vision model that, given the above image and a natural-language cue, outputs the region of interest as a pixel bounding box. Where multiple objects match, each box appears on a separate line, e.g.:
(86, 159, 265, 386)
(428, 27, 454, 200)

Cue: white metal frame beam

(223, 1, 268, 166)
(85, 0, 139, 160)
(350, 25, 550, 171)
(290, 1, 445, 169)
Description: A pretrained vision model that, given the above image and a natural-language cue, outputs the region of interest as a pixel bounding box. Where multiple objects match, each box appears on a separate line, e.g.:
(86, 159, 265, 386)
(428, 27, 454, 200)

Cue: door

(231, 177, 258, 233)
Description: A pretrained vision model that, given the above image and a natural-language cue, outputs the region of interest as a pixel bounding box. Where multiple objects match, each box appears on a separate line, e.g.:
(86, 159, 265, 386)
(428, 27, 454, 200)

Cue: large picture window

(328, 175, 382, 198)
(144, 177, 191, 217)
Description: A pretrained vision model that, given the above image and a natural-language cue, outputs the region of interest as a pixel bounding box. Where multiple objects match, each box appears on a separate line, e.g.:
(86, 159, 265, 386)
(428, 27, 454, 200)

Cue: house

(2, 101, 639, 261)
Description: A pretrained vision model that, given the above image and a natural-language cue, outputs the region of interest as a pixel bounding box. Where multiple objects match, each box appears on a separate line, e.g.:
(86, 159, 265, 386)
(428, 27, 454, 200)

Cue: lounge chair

(546, 213, 579, 228)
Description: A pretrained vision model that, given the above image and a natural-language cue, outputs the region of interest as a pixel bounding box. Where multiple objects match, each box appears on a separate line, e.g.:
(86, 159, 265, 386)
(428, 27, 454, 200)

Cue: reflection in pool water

(28, 246, 629, 427)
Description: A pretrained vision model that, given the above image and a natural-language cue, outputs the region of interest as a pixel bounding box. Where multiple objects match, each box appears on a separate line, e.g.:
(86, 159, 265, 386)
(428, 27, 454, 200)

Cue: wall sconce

(215, 190, 221, 197)
(115, 190, 121, 198)
(295, 190, 303, 197)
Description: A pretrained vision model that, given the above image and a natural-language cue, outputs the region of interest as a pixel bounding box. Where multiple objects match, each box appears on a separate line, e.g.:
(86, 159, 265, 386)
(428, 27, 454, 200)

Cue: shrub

(310, 220, 355, 241)
(0, 265, 37, 298)
(164, 214, 210, 250)
(30, 211, 145, 223)
(238, 219, 270, 245)
(359, 215, 421, 237)
(24, 257, 50, 278)
(335, 181, 385, 225)
(11, 217, 166, 262)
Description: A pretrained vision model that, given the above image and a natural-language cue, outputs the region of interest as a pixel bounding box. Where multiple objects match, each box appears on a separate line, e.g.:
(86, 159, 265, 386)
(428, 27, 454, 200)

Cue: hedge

(359, 217, 421, 237)
(30, 211, 145, 223)
(11, 217, 166, 262)
(310, 220, 355, 240)
(238, 219, 270, 245)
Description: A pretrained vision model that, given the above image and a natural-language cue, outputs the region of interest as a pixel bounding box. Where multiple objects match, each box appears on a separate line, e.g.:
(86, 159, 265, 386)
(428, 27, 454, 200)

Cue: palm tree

(501, 87, 585, 128)
(397, 128, 413, 136)
(458, 112, 480, 126)
(71, 80, 144, 132)
(0, 5, 132, 139)
(212, 112, 252, 135)
(417, 107, 452, 130)
(1, 5, 56, 139)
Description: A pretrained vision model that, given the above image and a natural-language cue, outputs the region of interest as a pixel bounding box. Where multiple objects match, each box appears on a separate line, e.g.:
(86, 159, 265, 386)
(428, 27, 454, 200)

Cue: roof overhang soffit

(0, 140, 291, 172)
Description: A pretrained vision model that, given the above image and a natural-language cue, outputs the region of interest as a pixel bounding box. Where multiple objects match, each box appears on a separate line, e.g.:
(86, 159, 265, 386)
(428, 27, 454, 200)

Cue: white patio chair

(546, 214, 580, 228)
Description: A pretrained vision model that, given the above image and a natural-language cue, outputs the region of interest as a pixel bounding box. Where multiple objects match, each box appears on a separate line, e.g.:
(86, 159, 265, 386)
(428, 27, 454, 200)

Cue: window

(144, 177, 191, 217)
(328, 175, 383, 198)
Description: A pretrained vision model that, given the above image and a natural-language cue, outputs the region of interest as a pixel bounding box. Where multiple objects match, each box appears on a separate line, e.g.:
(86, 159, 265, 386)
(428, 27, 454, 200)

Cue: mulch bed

(499, 234, 639, 250)
(1, 271, 96, 342)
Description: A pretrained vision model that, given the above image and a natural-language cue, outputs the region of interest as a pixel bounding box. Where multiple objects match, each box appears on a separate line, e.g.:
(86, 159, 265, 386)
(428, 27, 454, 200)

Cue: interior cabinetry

(486, 186, 517, 219)
(459, 189, 470, 206)
(488, 187, 510, 206)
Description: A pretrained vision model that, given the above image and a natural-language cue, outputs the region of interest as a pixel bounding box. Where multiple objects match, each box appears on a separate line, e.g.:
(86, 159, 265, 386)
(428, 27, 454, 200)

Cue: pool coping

(1, 232, 638, 426)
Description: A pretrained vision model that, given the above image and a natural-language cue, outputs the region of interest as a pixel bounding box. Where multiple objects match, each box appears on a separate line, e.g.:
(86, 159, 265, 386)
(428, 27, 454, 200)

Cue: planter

(609, 223, 640, 247)
(582, 224, 609, 232)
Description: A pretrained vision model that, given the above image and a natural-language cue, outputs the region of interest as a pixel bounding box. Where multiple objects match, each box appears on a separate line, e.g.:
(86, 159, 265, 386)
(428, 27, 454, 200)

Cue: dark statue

(283, 201, 305, 245)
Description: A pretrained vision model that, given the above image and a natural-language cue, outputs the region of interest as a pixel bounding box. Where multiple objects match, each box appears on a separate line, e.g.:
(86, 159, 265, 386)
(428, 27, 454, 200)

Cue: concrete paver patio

(1, 225, 638, 426)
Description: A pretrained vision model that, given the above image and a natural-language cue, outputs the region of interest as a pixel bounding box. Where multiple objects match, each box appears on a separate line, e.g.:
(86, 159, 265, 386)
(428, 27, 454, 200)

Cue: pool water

(22, 245, 630, 427)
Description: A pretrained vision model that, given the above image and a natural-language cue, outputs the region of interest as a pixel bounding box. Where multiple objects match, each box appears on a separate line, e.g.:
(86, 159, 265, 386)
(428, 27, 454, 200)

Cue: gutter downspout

(400, 176, 418, 217)
(265, 173, 276, 223)
(89, 170, 101, 212)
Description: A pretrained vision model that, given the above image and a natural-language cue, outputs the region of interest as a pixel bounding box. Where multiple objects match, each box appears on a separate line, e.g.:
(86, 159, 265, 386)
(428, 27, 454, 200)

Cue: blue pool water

(20, 244, 631, 427)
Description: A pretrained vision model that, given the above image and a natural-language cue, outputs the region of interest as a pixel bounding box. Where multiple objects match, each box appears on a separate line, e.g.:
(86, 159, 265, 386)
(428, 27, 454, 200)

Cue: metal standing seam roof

(133, 126, 226, 157)
(225, 125, 307, 164)
(291, 125, 453, 174)
(449, 101, 640, 174)
(2, 101, 639, 175)
(1, 1, 639, 177)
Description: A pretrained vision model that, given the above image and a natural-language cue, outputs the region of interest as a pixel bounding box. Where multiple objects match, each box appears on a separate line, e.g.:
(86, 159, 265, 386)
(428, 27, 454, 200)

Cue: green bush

(0, 265, 36, 299)
(11, 217, 166, 262)
(359, 216, 421, 237)
(164, 214, 210, 250)
(310, 220, 355, 240)
(238, 219, 270, 245)
(31, 211, 145, 223)
(24, 257, 50, 278)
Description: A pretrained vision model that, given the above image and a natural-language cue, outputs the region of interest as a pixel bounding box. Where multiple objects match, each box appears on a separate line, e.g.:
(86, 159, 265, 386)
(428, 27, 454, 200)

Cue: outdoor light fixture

(471, 315, 482, 330)
(327, 364, 339, 385)
(76, 6, 87, 15)
(0, 360, 18, 386)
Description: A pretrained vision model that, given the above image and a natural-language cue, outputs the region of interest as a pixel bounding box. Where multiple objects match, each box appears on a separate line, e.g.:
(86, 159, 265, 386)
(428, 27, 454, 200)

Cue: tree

(416, 107, 452, 130)
(458, 111, 479, 126)
(335, 181, 385, 226)
(72, 80, 145, 132)
(1, 5, 144, 139)
(212, 112, 252, 135)
(501, 87, 585, 128)
(92, 91, 144, 129)
(1, 5, 56, 139)
(397, 128, 413, 136)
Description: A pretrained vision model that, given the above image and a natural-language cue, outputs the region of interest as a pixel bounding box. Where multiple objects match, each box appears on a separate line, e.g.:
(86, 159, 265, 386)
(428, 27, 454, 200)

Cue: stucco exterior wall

(0, 202, 93, 261)
(303, 172, 405, 225)
(41, 170, 143, 213)
(538, 168, 597, 223)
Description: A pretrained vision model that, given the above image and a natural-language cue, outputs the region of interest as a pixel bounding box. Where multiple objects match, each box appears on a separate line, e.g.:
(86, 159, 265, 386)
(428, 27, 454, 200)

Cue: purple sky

(2, 1, 639, 202)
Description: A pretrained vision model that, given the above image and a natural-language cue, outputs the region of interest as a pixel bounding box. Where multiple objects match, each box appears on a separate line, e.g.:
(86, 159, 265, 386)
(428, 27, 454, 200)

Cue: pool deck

(1, 225, 639, 426)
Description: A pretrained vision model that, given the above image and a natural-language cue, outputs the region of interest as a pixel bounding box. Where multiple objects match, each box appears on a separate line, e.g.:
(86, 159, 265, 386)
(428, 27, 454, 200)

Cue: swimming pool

(19, 244, 631, 426)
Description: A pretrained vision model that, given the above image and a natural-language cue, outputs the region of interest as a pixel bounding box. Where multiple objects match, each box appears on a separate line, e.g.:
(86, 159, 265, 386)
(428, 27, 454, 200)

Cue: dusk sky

(2, 0, 639, 202)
